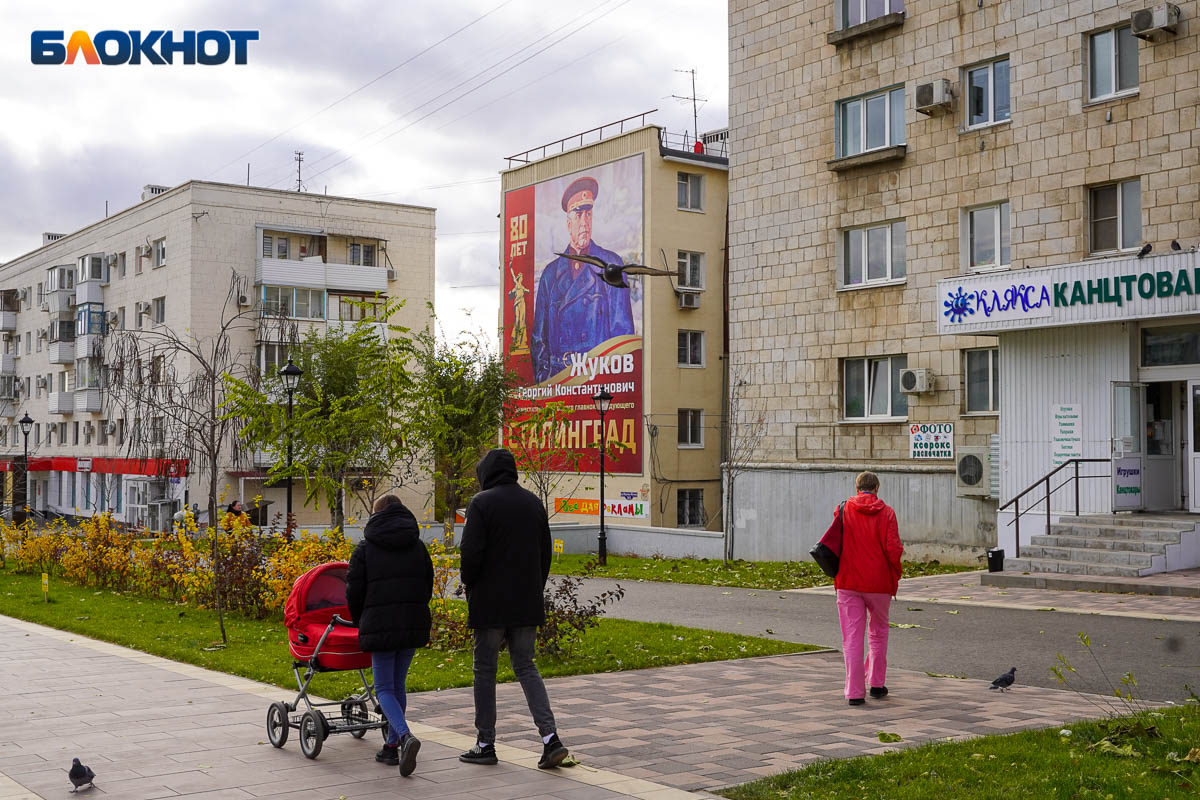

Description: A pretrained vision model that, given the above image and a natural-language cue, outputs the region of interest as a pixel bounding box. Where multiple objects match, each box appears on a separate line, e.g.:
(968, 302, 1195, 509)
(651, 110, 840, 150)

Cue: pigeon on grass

(989, 667, 1016, 692)
(68, 758, 96, 792)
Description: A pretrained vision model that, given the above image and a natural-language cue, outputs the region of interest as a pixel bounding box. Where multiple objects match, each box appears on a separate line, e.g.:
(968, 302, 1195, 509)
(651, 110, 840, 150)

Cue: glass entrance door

(1112, 382, 1146, 511)
(1188, 380, 1200, 513)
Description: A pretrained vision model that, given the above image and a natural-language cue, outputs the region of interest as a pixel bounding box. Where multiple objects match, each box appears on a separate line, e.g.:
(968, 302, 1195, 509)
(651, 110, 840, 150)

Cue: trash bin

(986, 547, 1005, 573)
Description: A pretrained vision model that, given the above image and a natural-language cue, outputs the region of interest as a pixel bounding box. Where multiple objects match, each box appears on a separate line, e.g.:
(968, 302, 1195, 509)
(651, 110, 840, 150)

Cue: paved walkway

(1, 614, 1118, 797)
(794, 570, 1200, 622)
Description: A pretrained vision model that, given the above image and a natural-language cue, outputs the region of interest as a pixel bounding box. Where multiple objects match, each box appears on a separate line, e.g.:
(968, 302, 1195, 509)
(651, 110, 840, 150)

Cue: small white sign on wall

(1051, 404, 1083, 466)
(909, 422, 954, 459)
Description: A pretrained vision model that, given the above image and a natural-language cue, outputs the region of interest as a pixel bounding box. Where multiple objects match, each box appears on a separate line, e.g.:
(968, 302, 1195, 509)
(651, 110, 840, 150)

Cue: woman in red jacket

(834, 471, 903, 706)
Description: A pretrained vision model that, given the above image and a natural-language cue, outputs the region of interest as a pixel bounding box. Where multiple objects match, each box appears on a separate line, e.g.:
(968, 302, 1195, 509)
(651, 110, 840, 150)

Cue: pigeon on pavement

(989, 667, 1016, 692)
(554, 252, 676, 289)
(68, 758, 95, 792)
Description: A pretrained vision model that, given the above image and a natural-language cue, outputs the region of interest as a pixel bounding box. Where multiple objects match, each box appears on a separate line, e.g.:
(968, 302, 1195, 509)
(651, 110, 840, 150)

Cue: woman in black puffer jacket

(346, 495, 433, 777)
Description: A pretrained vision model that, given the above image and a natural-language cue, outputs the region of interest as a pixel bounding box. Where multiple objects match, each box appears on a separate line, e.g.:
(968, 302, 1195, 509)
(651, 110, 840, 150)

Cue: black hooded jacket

(346, 501, 434, 652)
(460, 449, 551, 629)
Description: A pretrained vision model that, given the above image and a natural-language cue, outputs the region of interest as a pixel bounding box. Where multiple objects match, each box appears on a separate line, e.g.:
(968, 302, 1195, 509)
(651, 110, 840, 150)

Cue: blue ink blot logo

(943, 287, 974, 323)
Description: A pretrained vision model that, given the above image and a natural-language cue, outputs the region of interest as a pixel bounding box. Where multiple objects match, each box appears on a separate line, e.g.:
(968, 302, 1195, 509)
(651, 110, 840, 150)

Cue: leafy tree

(223, 298, 420, 533)
(410, 326, 515, 542)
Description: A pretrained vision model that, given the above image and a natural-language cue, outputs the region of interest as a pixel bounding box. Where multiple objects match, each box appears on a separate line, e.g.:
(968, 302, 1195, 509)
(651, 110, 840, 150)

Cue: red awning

(0, 457, 188, 477)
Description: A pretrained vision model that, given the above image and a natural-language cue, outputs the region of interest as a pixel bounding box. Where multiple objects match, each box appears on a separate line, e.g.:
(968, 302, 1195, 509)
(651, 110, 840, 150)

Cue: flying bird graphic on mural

(554, 252, 675, 289)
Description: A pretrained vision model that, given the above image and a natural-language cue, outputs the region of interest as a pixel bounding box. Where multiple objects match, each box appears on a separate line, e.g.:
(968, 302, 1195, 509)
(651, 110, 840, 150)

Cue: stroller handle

(330, 614, 356, 628)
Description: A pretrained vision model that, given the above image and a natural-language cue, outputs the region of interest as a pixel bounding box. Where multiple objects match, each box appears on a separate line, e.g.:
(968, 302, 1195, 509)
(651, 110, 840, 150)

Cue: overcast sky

(0, 1, 728, 341)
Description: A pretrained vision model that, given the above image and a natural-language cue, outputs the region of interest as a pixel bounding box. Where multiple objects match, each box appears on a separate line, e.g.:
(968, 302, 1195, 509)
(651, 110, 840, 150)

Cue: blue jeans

(372, 649, 416, 745)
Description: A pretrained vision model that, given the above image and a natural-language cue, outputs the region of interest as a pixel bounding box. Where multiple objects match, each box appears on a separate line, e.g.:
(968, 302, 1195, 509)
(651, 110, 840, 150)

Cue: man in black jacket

(346, 495, 433, 777)
(458, 448, 569, 769)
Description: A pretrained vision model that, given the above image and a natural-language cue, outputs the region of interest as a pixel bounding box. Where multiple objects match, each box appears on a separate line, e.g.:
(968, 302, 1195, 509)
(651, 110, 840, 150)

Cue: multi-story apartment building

(728, 1, 1200, 563)
(0, 181, 435, 529)
(500, 122, 729, 529)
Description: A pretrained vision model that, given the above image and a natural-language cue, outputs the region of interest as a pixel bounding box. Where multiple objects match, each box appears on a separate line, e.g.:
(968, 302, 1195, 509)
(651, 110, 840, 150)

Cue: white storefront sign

(1050, 404, 1082, 466)
(936, 252, 1200, 335)
(1113, 457, 1142, 510)
(909, 422, 954, 459)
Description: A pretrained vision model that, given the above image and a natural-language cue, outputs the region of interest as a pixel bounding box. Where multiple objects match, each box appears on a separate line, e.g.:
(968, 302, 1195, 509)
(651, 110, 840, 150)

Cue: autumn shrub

(428, 536, 471, 651)
(538, 560, 625, 657)
(59, 514, 138, 588)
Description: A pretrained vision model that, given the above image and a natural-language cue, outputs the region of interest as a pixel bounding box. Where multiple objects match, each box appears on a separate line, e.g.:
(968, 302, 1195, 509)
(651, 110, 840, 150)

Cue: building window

(118, 252, 127, 278)
(263, 235, 273, 258)
(78, 254, 105, 283)
(677, 172, 703, 211)
(335, 293, 384, 322)
(25, 332, 30, 355)
(152, 296, 166, 324)
(966, 202, 1011, 271)
(294, 288, 325, 319)
(262, 285, 293, 317)
(844, 355, 908, 419)
(150, 416, 165, 445)
(1090, 179, 1141, 253)
(36, 282, 44, 306)
(965, 348, 1000, 413)
(842, 221, 906, 286)
(363, 244, 376, 267)
(837, 86, 905, 158)
(677, 251, 704, 289)
(152, 238, 167, 268)
(99, 419, 108, 446)
(258, 343, 289, 376)
(677, 488, 705, 528)
(276, 237, 289, 260)
(77, 358, 103, 389)
(678, 409, 704, 448)
(349, 243, 362, 265)
(118, 306, 126, 330)
(966, 58, 1010, 128)
(1089, 26, 1138, 101)
(840, 0, 903, 29)
(678, 331, 704, 366)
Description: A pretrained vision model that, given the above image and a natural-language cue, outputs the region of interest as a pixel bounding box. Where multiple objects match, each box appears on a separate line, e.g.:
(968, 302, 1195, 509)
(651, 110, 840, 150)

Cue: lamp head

(279, 359, 303, 393)
(19, 412, 33, 436)
(592, 389, 613, 414)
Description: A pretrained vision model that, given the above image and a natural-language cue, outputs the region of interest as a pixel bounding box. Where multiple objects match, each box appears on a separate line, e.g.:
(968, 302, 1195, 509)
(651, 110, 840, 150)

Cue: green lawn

(0, 570, 815, 697)
(720, 705, 1200, 800)
(547, 553, 977, 591)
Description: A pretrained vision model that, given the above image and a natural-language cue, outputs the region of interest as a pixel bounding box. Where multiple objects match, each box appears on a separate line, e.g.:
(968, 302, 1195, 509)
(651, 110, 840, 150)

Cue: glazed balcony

(49, 391, 74, 414)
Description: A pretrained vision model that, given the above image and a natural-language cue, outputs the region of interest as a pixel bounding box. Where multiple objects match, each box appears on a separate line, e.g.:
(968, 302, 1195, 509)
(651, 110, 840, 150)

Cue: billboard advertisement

(503, 154, 644, 474)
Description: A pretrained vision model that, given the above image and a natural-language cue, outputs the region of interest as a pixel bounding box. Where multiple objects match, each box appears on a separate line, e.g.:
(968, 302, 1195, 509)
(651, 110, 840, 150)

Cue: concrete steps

(1006, 514, 1200, 577)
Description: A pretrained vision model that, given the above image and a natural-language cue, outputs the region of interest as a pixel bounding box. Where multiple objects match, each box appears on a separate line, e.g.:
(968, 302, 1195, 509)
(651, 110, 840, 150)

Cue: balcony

(47, 291, 75, 314)
(75, 389, 102, 413)
(0, 400, 15, 419)
(0, 354, 14, 375)
(256, 257, 388, 294)
(0, 312, 15, 332)
(76, 281, 104, 305)
(48, 340, 75, 364)
(49, 391, 74, 414)
(325, 319, 389, 339)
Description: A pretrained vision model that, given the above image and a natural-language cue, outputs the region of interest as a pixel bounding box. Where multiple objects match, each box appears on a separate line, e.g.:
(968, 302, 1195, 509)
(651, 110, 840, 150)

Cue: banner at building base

(555, 497, 649, 519)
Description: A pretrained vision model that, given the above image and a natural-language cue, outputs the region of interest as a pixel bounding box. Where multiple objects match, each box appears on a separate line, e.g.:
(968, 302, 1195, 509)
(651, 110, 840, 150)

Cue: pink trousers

(835, 589, 891, 700)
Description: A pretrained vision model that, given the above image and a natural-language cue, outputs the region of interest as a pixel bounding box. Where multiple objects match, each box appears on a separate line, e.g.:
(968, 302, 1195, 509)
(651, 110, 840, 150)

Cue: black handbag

(809, 502, 844, 578)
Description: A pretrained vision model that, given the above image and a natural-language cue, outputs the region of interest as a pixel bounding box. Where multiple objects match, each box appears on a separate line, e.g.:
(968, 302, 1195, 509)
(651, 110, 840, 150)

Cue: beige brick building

(727, 0, 1200, 562)
(0, 182, 434, 530)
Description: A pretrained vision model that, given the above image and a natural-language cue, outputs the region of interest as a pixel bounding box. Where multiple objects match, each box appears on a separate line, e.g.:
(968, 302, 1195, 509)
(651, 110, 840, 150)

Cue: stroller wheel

(341, 700, 369, 739)
(299, 711, 326, 759)
(266, 702, 289, 748)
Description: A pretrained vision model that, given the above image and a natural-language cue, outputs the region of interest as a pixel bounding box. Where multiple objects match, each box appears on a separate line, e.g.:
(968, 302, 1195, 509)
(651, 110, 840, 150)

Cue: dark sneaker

(398, 734, 421, 777)
(848, 698, 866, 706)
(459, 743, 498, 765)
(375, 744, 399, 766)
(870, 686, 889, 699)
(538, 735, 569, 769)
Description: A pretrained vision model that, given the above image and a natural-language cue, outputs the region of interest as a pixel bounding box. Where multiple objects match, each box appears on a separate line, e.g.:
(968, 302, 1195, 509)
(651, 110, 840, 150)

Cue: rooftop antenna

(294, 150, 304, 192)
(672, 68, 706, 144)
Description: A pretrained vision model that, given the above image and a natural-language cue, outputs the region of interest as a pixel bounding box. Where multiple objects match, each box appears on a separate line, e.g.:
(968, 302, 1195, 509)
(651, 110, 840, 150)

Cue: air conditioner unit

(105, 311, 120, 327)
(237, 294, 251, 307)
(956, 447, 991, 497)
(35, 376, 47, 389)
(898, 367, 933, 394)
(915, 78, 952, 115)
(103, 420, 117, 435)
(138, 244, 152, 258)
(1, 332, 11, 342)
(67, 294, 77, 308)
(386, 269, 397, 281)
(1132, 3, 1180, 38)
(18, 288, 29, 303)
(136, 301, 151, 315)
(677, 291, 700, 310)
(105, 253, 118, 267)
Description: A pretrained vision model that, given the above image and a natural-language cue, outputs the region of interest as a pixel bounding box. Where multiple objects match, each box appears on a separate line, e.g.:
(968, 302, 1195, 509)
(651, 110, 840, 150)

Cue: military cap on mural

(561, 177, 599, 213)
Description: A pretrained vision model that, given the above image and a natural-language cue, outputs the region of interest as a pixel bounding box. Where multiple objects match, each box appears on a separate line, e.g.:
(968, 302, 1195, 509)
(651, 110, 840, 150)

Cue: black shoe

(459, 743, 498, 765)
(375, 744, 399, 766)
(848, 698, 866, 706)
(870, 686, 889, 699)
(398, 734, 421, 777)
(538, 735, 569, 769)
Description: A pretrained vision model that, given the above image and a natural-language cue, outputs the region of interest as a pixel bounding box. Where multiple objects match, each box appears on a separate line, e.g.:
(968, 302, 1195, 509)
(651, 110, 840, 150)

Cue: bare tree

(723, 367, 767, 562)
(103, 272, 258, 642)
(504, 401, 589, 520)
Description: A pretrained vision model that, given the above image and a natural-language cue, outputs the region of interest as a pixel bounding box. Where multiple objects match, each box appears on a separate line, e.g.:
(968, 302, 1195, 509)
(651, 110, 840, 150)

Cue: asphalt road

(581, 578, 1200, 702)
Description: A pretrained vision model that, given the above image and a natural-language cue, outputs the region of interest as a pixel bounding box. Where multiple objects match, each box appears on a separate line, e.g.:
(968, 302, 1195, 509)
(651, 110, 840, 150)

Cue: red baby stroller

(265, 562, 388, 759)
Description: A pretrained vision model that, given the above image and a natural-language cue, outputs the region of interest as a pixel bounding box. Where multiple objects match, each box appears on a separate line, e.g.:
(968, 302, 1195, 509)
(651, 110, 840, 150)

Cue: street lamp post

(592, 389, 613, 566)
(17, 413, 33, 524)
(279, 359, 303, 536)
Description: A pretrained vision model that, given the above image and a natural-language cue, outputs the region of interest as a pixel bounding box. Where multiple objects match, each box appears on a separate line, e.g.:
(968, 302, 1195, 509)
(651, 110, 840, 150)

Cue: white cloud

(0, 0, 728, 339)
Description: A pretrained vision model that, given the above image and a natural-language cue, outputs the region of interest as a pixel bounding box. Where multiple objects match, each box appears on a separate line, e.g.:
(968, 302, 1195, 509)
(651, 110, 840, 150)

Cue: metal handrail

(997, 458, 1110, 556)
(505, 110, 658, 167)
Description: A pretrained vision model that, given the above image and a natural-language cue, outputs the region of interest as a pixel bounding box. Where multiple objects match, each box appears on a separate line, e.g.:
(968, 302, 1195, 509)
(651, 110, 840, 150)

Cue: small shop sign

(909, 423, 954, 459)
(1051, 404, 1083, 466)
